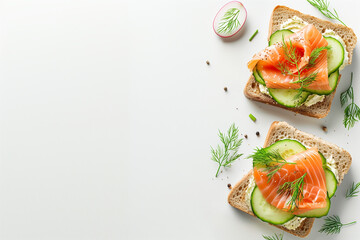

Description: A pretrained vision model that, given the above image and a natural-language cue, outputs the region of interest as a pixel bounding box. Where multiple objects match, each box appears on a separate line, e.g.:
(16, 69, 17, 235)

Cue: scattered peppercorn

(206, 60, 210, 65)
(227, 183, 232, 189)
(224, 87, 228, 92)
(322, 126, 328, 132)
(256, 131, 260, 136)
(244, 134, 248, 139)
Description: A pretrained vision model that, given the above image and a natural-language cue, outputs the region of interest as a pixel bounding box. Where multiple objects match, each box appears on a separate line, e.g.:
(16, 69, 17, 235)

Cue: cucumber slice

(253, 67, 265, 85)
(296, 196, 330, 218)
(268, 88, 310, 108)
(325, 169, 338, 198)
(251, 186, 295, 224)
(265, 139, 306, 159)
(269, 29, 294, 46)
(305, 71, 339, 95)
(319, 152, 326, 165)
(325, 36, 344, 74)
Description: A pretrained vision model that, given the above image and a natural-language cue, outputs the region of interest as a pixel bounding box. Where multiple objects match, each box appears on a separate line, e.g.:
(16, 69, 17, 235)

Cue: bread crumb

(227, 183, 232, 189)
(206, 60, 210, 65)
(256, 131, 260, 136)
(224, 87, 228, 92)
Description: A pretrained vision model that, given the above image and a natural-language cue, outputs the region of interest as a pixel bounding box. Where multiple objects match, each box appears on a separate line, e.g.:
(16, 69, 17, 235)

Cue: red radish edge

(213, 1, 247, 38)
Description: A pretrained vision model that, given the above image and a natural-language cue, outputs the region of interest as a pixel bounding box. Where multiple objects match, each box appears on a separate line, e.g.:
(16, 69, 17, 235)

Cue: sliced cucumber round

(295, 196, 330, 218)
(325, 168, 338, 198)
(268, 88, 310, 108)
(319, 152, 327, 165)
(253, 67, 265, 85)
(325, 36, 344, 74)
(269, 29, 294, 46)
(251, 186, 295, 224)
(305, 71, 339, 95)
(265, 139, 306, 159)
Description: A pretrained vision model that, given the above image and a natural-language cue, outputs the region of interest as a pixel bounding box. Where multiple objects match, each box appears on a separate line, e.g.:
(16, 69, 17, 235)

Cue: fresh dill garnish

(307, 0, 346, 26)
(319, 215, 356, 234)
(292, 72, 318, 99)
(308, 46, 331, 67)
(262, 233, 283, 240)
(210, 123, 243, 177)
(278, 37, 328, 101)
(248, 147, 295, 181)
(345, 181, 360, 198)
(340, 74, 354, 107)
(249, 147, 284, 167)
(277, 173, 307, 211)
(249, 29, 259, 41)
(217, 8, 241, 34)
(340, 73, 360, 129)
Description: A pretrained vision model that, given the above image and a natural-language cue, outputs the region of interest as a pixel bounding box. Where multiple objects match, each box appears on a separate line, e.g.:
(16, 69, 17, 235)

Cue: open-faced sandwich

(244, 6, 357, 118)
(228, 121, 352, 238)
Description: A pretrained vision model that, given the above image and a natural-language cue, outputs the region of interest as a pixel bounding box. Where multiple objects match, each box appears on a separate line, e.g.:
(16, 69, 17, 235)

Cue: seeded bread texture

(228, 121, 352, 238)
(244, 5, 357, 118)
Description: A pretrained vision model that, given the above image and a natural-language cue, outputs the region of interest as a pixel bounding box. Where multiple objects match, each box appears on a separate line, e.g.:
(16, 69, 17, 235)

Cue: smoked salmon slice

(253, 147, 327, 214)
(248, 24, 330, 91)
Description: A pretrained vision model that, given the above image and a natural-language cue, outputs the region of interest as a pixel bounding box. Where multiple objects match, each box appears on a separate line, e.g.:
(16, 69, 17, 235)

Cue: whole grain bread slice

(228, 121, 352, 238)
(244, 5, 357, 119)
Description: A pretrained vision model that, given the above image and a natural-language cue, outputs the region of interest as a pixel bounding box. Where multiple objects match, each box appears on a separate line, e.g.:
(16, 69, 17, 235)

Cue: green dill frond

(262, 233, 283, 240)
(319, 215, 356, 234)
(248, 147, 296, 181)
(308, 46, 331, 67)
(343, 103, 360, 129)
(345, 181, 360, 198)
(211, 123, 243, 177)
(340, 72, 354, 107)
(277, 173, 307, 211)
(217, 8, 240, 34)
(341, 73, 360, 129)
(307, 0, 346, 26)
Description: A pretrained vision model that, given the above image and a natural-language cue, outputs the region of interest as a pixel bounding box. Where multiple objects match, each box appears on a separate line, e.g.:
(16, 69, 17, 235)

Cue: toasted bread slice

(228, 121, 352, 238)
(244, 5, 357, 119)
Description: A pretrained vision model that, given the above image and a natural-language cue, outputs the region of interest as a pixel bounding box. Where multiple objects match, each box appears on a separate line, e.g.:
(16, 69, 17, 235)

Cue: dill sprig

(292, 72, 318, 100)
(211, 124, 243, 177)
(308, 46, 331, 67)
(263, 233, 283, 240)
(307, 0, 346, 26)
(340, 74, 354, 107)
(340, 73, 360, 129)
(278, 37, 328, 101)
(277, 173, 307, 211)
(345, 181, 360, 198)
(281, 37, 299, 66)
(319, 215, 356, 234)
(217, 8, 241, 34)
(248, 148, 295, 181)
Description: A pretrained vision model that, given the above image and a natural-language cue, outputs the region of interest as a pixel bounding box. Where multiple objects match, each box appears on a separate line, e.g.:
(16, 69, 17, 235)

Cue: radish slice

(213, 1, 247, 38)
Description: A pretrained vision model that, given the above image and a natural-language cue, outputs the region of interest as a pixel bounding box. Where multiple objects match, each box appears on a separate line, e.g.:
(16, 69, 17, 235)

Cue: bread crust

(245, 5, 357, 118)
(228, 121, 352, 238)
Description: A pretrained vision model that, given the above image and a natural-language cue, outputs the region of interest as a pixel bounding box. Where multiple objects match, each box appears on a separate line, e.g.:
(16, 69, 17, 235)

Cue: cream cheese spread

(326, 155, 340, 182)
(280, 16, 309, 32)
(304, 94, 325, 107)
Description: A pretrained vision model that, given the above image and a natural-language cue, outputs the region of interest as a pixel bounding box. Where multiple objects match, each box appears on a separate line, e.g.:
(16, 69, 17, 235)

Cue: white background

(0, 0, 359, 239)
